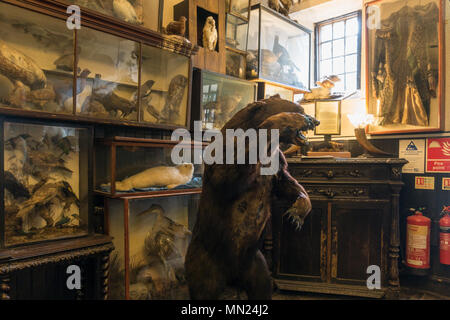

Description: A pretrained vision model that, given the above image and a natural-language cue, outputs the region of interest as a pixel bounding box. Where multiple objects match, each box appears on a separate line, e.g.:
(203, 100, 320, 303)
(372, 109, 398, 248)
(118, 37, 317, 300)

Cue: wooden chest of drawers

(271, 158, 408, 298)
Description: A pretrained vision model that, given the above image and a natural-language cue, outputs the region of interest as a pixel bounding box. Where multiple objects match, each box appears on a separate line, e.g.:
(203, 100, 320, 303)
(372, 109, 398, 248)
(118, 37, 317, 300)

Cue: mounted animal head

(223, 94, 319, 147)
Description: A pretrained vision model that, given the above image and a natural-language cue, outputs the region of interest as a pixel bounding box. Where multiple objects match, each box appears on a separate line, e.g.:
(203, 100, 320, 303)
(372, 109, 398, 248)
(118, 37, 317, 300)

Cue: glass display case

(192, 69, 257, 131)
(76, 27, 139, 122)
(0, 2, 74, 115)
(226, 0, 251, 19)
(95, 137, 204, 197)
(226, 13, 249, 52)
(258, 82, 295, 101)
(65, 0, 161, 31)
(0, 1, 193, 129)
(140, 44, 190, 127)
(106, 192, 200, 300)
(1, 119, 92, 247)
(247, 4, 311, 92)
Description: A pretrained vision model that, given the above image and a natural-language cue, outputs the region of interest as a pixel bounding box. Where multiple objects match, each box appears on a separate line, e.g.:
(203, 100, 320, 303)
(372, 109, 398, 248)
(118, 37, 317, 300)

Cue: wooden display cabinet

(271, 158, 408, 298)
(0, 0, 197, 130)
(94, 137, 205, 197)
(173, 0, 226, 74)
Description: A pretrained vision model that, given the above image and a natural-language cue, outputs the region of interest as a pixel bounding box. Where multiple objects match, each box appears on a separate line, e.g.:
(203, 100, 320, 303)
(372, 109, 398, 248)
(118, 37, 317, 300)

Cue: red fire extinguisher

(440, 206, 450, 265)
(406, 207, 431, 269)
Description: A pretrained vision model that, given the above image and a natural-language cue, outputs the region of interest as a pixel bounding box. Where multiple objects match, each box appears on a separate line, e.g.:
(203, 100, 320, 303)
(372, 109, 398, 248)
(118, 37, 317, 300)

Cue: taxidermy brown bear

(185, 95, 319, 300)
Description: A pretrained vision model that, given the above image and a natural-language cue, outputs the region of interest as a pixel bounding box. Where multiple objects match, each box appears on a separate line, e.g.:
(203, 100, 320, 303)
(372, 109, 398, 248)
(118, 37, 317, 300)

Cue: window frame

(314, 10, 362, 91)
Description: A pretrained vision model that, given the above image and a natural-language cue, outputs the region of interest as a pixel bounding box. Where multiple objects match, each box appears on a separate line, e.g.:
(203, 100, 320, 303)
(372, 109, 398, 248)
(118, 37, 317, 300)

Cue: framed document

(314, 100, 341, 135)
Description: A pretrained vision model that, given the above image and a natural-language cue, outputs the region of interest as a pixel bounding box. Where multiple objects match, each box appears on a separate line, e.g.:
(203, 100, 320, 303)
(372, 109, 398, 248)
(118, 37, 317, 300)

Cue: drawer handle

(319, 189, 336, 198)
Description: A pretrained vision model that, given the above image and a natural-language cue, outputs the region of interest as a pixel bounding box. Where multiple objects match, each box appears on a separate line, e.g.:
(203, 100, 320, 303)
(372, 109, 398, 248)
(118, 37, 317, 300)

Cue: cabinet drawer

(304, 184, 370, 200)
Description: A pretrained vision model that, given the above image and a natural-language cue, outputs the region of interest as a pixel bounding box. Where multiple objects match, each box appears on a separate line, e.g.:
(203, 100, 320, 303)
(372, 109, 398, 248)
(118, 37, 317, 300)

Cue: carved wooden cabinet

(272, 158, 407, 298)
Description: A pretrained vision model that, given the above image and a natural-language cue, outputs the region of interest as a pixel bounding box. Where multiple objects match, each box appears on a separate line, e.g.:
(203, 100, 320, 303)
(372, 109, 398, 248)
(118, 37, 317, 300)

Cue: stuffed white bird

(113, 0, 139, 24)
(203, 16, 218, 51)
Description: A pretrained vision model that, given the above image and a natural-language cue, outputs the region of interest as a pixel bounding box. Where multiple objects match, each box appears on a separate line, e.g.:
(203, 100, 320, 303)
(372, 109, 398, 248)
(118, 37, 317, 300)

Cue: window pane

(333, 21, 345, 38)
(320, 59, 332, 78)
(346, 17, 359, 36)
(333, 39, 344, 57)
(321, 42, 332, 60)
(333, 57, 345, 74)
(346, 72, 357, 91)
(334, 75, 345, 92)
(345, 54, 358, 73)
(320, 24, 332, 42)
(346, 35, 358, 54)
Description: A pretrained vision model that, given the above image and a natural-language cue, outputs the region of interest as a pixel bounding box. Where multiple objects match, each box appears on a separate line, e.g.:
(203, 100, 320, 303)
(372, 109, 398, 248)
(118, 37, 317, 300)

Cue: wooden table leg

(100, 252, 110, 300)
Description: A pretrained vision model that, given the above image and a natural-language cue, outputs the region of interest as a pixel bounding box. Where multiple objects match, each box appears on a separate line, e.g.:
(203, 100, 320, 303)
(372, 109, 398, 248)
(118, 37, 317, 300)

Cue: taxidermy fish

(0, 40, 46, 89)
(113, 0, 139, 24)
(106, 163, 194, 191)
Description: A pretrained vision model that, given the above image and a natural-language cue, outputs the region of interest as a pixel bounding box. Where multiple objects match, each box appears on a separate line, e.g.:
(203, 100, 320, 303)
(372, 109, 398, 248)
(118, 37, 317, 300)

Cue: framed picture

(365, 0, 444, 134)
(314, 100, 341, 135)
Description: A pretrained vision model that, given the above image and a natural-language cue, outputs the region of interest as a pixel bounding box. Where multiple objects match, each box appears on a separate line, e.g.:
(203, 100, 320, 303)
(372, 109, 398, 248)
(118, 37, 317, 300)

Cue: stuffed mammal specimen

(113, 163, 194, 191)
(185, 95, 319, 300)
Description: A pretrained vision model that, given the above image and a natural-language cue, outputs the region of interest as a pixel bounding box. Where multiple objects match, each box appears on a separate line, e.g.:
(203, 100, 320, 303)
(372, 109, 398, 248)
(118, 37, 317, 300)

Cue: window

(315, 11, 361, 93)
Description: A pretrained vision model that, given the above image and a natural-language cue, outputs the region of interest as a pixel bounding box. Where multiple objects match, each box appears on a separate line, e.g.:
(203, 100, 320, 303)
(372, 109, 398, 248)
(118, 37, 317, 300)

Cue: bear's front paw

(283, 197, 312, 231)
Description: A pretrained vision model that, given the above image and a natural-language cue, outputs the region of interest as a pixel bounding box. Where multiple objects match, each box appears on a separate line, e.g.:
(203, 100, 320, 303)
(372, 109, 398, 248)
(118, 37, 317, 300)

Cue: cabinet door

(275, 201, 327, 282)
(330, 200, 390, 287)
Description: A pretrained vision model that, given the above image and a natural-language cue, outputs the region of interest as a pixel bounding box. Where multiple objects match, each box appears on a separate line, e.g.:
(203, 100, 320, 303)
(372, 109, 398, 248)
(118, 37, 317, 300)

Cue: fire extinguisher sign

(426, 138, 450, 173)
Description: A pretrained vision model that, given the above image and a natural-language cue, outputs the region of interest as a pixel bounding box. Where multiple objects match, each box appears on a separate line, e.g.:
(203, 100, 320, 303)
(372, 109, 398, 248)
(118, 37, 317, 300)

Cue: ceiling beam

(290, 0, 335, 13)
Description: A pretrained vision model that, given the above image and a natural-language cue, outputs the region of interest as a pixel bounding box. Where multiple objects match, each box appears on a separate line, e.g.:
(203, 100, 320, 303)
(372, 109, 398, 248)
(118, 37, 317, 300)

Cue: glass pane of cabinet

(0, 2, 74, 114)
(76, 28, 139, 121)
(140, 44, 190, 127)
(247, 4, 311, 91)
(3, 121, 90, 247)
(66, 0, 160, 31)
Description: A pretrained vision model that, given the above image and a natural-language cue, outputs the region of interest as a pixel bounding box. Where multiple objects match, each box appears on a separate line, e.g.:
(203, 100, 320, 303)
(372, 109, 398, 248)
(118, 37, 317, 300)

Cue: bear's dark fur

(185, 95, 319, 299)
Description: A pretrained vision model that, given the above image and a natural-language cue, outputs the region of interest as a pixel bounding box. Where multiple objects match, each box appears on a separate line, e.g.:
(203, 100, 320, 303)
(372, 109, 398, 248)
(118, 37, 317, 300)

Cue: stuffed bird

(202, 16, 218, 51)
(165, 16, 187, 37)
(113, 0, 139, 24)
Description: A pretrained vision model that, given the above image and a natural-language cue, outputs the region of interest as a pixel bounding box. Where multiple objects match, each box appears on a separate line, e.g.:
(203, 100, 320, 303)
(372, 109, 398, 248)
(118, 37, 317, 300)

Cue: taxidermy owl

(113, 0, 139, 24)
(203, 16, 218, 51)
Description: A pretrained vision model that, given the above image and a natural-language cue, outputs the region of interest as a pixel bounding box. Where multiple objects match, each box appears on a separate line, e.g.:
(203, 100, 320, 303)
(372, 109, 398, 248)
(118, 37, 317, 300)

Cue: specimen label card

(399, 139, 425, 173)
(415, 177, 435, 190)
(426, 138, 450, 173)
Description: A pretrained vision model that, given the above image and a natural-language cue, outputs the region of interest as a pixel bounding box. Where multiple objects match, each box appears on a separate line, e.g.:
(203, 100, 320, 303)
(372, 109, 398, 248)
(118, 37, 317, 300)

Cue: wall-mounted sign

(415, 176, 435, 190)
(426, 138, 450, 173)
(399, 139, 425, 173)
(443, 178, 450, 191)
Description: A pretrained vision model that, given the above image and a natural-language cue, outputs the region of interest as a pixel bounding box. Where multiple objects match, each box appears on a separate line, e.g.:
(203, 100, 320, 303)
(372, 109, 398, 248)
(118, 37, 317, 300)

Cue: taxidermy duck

(113, 0, 139, 24)
(164, 16, 187, 37)
(203, 16, 218, 51)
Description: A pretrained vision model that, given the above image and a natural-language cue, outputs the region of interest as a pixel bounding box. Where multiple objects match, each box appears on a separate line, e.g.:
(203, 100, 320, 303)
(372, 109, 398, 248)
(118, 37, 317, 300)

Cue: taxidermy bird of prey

(203, 16, 218, 51)
(273, 35, 300, 72)
(165, 16, 188, 37)
(113, 0, 139, 24)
